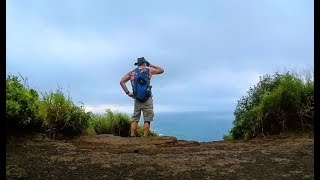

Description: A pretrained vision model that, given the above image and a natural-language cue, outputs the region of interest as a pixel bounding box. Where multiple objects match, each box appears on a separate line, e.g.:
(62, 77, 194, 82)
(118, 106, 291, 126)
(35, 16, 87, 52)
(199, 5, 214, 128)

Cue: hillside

(6, 133, 313, 179)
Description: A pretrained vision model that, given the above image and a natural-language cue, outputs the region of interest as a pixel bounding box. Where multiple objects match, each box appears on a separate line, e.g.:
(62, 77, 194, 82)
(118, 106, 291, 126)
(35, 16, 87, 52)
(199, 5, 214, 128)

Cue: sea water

(139, 111, 234, 142)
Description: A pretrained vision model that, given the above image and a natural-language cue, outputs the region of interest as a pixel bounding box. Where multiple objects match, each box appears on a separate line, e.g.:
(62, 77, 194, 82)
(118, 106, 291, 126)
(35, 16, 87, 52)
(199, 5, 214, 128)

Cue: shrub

(39, 90, 90, 138)
(89, 114, 113, 135)
(89, 110, 131, 137)
(89, 110, 159, 137)
(227, 71, 314, 140)
(6, 75, 42, 133)
(107, 110, 132, 136)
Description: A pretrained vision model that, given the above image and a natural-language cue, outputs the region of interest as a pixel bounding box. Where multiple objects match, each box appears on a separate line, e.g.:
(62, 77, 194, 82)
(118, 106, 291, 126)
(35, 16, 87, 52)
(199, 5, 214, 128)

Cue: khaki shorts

(131, 97, 154, 122)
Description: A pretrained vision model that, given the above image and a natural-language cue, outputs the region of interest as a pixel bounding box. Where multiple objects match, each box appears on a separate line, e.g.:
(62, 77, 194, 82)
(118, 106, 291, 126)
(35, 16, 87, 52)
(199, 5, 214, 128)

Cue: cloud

(154, 66, 262, 97)
(84, 104, 133, 114)
(8, 20, 132, 64)
(6, 4, 159, 67)
(198, 67, 263, 91)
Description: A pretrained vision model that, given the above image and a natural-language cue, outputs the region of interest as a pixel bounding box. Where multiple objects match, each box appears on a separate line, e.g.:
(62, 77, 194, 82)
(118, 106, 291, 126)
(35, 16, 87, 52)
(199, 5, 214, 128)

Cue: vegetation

(6, 75, 43, 133)
(89, 110, 131, 137)
(90, 110, 158, 137)
(224, 71, 314, 140)
(6, 74, 158, 139)
(37, 90, 91, 137)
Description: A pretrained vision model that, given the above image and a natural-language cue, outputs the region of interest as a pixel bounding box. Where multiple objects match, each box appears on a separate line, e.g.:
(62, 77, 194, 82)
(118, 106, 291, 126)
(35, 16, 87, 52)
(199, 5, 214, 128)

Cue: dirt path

(6, 133, 314, 179)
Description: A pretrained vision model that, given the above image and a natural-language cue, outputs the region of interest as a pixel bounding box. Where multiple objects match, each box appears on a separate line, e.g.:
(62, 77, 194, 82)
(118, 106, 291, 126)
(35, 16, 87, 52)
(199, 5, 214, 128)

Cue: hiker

(120, 57, 164, 137)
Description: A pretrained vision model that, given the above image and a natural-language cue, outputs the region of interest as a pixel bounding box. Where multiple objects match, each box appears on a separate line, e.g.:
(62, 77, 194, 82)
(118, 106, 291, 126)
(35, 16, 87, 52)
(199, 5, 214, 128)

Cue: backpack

(133, 67, 152, 102)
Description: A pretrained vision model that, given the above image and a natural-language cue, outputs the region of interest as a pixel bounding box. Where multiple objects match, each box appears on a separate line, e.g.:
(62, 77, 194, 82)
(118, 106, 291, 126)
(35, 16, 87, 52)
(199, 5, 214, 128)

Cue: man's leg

(142, 98, 154, 137)
(143, 121, 150, 137)
(130, 121, 138, 137)
(131, 100, 141, 137)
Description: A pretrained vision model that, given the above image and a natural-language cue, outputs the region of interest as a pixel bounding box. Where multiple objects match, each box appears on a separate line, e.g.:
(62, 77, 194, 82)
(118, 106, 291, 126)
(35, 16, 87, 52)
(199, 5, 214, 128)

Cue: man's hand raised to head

(149, 64, 164, 76)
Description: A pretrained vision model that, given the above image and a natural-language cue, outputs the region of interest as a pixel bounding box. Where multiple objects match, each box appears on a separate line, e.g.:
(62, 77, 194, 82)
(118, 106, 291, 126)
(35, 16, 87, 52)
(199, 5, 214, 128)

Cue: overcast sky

(6, 0, 314, 114)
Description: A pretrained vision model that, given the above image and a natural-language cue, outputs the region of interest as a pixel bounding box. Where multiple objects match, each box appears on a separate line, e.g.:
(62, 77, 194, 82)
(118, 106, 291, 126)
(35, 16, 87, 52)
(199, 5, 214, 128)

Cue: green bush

(6, 75, 42, 133)
(107, 110, 132, 136)
(39, 90, 90, 138)
(89, 114, 112, 135)
(89, 110, 159, 137)
(226, 71, 314, 140)
(89, 110, 131, 136)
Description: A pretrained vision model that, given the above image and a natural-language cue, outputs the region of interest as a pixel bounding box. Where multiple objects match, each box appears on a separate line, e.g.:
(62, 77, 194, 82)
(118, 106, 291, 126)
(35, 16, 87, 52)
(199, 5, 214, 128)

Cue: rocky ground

(6, 133, 314, 179)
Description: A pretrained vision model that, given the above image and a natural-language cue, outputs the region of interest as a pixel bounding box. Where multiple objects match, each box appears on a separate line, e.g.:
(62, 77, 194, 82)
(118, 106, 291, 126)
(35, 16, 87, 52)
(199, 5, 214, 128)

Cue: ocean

(137, 111, 235, 142)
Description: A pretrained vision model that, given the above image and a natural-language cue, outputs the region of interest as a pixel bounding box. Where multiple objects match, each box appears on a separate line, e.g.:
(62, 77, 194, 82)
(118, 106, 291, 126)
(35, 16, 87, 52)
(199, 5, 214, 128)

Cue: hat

(134, 57, 147, 66)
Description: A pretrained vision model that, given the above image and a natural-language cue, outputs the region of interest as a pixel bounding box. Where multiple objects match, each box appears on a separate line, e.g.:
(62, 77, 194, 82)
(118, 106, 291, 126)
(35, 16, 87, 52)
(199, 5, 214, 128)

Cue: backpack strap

(145, 68, 151, 86)
(135, 67, 150, 77)
(145, 67, 150, 75)
(134, 67, 140, 74)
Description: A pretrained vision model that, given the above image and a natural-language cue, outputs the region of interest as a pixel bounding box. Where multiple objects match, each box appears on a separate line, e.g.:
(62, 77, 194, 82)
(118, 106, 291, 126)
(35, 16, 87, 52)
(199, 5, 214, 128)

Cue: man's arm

(120, 72, 133, 97)
(149, 64, 164, 76)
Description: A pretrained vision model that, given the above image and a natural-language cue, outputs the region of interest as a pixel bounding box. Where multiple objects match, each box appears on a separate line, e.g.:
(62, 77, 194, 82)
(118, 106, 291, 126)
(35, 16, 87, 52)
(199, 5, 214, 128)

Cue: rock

(133, 149, 139, 153)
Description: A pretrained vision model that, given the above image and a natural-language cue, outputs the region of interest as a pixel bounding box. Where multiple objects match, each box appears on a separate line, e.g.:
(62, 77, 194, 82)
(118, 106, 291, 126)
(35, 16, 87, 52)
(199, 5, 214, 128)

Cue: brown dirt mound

(6, 133, 314, 179)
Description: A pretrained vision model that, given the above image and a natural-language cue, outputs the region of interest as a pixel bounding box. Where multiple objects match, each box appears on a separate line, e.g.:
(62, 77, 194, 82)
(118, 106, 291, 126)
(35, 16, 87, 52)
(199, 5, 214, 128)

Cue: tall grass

(39, 90, 91, 138)
(225, 71, 314, 140)
(89, 110, 159, 137)
(89, 110, 131, 136)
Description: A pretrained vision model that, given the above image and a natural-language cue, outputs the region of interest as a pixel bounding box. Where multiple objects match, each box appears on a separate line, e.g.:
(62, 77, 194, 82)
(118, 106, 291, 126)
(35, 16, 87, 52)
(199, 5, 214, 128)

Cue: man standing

(120, 57, 164, 137)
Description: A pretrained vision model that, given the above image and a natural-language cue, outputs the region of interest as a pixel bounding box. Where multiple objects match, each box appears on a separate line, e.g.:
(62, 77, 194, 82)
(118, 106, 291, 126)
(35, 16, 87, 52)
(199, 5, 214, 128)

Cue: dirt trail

(6, 133, 314, 179)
